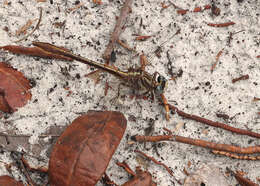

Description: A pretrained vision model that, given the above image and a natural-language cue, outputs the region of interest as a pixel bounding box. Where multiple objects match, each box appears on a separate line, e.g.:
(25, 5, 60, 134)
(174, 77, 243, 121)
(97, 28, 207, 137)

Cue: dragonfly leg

(110, 82, 128, 105)
(160, 94, 170, 121)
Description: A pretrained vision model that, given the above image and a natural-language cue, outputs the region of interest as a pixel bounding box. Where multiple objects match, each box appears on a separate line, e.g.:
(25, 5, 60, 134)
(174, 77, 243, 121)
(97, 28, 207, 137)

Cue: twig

(232, 74, 249, 83)
(160, 2, 171, 11)
(14, 7, 42, 43)
(117, 39, 135, 52)
(204, 5, 211, 10)
(211, 49, 223, 73)
(168, 104, 260, 138)
(67, 2, 84, 12)
(207, 22, 235, 27)
(16, 19, 37, 36)
(21, 156, 48, 173)
(227, 168, 259, 186)
(11, 152, 36, 186)
(253, 97, 260, 102)
(132, 134, 260, 154)
(135, 150, 174, 176)
(19, 157, 36, 186)
(0, 132, 59, 138)
(103, 0, 133, 62)
(212, 150, 260, 160)
(193, 7, 202, 12)
(116, 161, 136, 176)
(134, 35, 152, 41)
(163, 127, 173, 134)
(177, 9, 188, 15)
(227, 30, 245, 46)
(104, 81, 112, 96)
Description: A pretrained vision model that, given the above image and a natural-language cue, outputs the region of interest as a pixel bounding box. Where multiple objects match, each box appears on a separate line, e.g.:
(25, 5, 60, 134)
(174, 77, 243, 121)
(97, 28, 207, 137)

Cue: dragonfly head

(154, 73, 168, 94)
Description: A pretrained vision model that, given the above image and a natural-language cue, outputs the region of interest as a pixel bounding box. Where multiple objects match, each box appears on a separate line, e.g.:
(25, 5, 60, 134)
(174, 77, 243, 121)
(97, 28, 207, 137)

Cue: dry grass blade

(14, 7, 42, 43)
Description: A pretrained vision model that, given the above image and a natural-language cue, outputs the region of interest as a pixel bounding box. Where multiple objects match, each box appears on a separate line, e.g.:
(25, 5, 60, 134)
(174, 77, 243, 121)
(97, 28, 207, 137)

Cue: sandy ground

(0, 0, 259, 185)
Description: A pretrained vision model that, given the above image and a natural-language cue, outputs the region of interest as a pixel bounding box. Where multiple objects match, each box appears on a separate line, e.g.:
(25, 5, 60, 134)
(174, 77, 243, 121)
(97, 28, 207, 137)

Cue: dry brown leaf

(0, 62, 32, 113)
(0, 175, 24, 186)
(0, 91, 12, 113)
(48, 111, 127, 186)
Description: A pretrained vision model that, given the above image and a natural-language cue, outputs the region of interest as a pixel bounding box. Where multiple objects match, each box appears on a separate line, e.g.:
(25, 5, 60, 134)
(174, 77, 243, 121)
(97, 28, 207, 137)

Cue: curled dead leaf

(48, 110, 127, 186)
(0, 62, 31, 113)
(0, 45, 73, 61)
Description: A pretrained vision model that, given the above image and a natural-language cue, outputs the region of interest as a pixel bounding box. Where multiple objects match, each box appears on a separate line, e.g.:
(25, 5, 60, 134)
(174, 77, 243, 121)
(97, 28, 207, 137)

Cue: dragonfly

(32, 41, 170, 120)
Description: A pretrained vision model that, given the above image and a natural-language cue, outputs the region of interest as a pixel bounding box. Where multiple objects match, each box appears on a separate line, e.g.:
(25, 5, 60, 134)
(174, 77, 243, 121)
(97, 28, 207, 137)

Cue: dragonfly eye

(155, 75, 167, 93)
(157, 75, 162, 83)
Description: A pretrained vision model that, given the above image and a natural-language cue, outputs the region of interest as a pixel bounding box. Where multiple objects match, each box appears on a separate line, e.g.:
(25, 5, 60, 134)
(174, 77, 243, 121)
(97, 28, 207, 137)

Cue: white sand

(0, 0, 259, 185)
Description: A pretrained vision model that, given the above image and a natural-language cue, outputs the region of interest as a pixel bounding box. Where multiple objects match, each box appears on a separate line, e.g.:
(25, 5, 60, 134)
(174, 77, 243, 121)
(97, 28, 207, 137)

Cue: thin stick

(21, 156, 48, 173)
(103, 0, 133, 62)
(116, 161, 136, 176)
(14, 7, 42, 43)
(11, 152, 36, 186)
(19, 157, 36, 186)
(227, 168, 259, 186)
(207, 22, 235, 27)
(133, 134, 260, 154)
(232, 74, 249, 83)
(168, 104, 260, 139)
(211, 49, 223, 73)
(117, 39, 135, 52)
(212, 150, 260, 160)
(135, 150, 174, 176)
